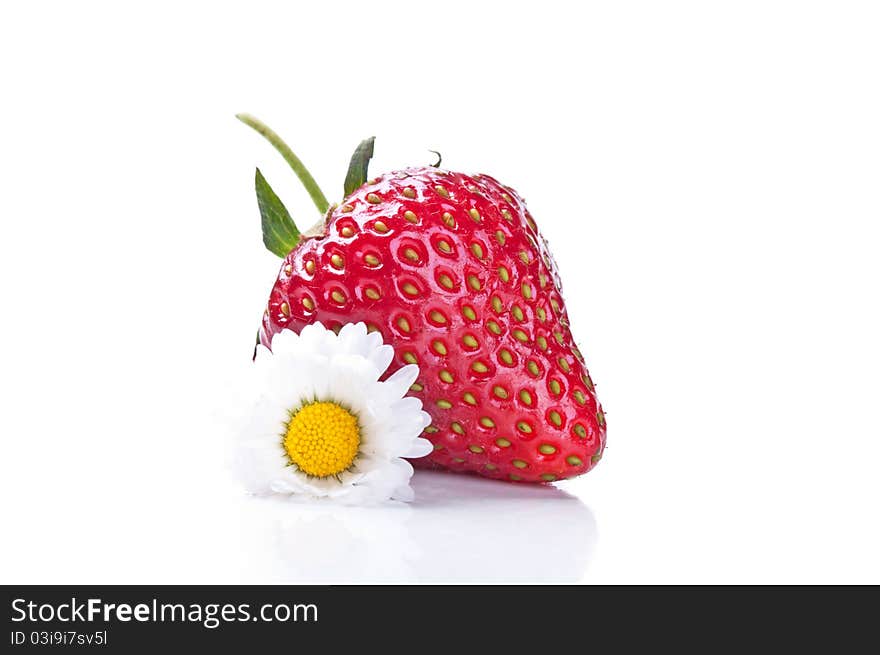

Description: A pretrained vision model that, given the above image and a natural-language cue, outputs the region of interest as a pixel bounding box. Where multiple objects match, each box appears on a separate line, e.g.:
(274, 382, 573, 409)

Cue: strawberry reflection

(238, 471, 596, 583)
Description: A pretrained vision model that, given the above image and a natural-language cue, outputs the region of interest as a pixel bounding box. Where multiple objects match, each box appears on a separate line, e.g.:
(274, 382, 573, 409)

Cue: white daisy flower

(235, 322, 433, 505)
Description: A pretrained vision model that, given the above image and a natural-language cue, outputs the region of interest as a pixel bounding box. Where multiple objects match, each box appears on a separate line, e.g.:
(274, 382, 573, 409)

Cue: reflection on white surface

(236, 471, 597, 583)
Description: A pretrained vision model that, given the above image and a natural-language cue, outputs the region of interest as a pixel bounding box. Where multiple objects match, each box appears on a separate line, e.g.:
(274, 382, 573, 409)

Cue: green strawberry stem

(236, 113, 330, 216)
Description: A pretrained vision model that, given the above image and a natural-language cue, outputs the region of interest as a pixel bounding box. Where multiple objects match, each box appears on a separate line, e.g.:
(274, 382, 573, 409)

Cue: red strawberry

(240, 116, 605, 483)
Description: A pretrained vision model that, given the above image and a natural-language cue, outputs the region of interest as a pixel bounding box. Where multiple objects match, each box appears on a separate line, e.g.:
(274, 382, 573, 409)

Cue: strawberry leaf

(254, 168, 300, 258)
(343, 137, 375, 196)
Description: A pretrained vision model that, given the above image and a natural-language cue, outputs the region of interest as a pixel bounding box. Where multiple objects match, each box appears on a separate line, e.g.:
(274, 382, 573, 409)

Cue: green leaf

(254, 168, 300, 258)
(343, 137, 376, 196)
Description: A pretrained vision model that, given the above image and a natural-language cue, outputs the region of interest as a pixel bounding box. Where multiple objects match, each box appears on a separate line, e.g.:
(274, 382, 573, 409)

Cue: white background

(1, 1, 878, 584)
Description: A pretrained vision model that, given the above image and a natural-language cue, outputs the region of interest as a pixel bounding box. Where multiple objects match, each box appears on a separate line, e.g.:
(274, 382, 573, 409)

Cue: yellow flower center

(283, 401, 361, 478)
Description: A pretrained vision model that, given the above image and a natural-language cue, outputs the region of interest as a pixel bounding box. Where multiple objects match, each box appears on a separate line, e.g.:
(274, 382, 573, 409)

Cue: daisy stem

(236, 113, 330, 216)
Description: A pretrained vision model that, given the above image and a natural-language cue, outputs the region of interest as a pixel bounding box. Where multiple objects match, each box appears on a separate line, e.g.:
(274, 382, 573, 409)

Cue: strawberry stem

(236, 113, 330, 216)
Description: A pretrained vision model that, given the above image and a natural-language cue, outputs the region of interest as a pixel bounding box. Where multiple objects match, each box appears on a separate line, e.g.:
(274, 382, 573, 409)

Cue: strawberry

(240, 115, 606, 482)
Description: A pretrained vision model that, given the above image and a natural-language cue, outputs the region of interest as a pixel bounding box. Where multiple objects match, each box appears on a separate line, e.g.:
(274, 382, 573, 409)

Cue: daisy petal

(403, 437, 434, 459)
(383, 364, 420, 400)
